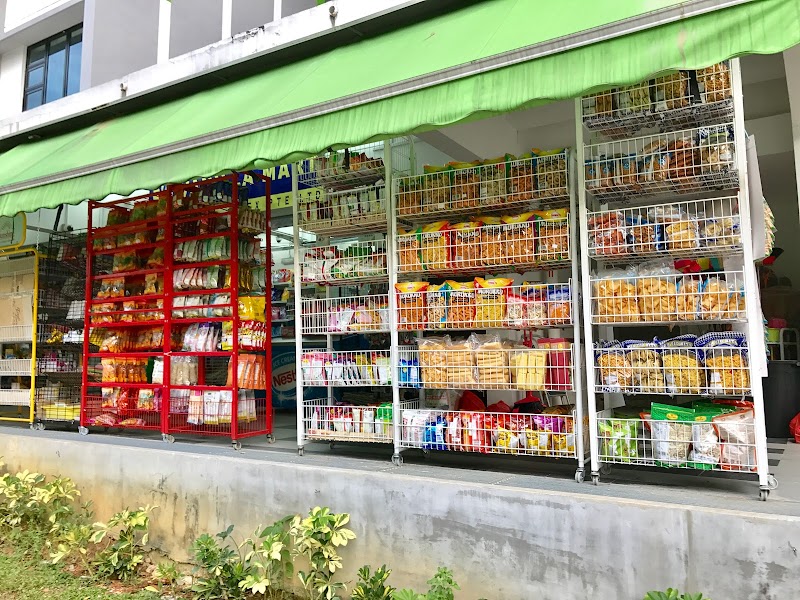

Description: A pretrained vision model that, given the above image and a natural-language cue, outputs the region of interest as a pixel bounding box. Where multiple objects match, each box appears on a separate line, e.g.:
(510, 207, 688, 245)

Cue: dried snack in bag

(398, 177, 423, 216)
(422, 165, 451, 213)
(535, 209, 570, 262)
(588, 211, 627, 256)
(426, 283, 449, 330)
(522, 284, 548, 326)
(451, 221, 482, 269)
(446, 337, 477, 388)
(697, 62, 731, 104)
(474, 277, 512, 328)
(480, 217, 506, 266)
(653, 71, 689, 111)
(472, 333, 509, 389)
(480, 157, 507, 205)
(397, 229, 422, 273)
(596, 346, 632, 391)
(395, 282, 427, 330)
(636, 260, 679, 322)
(533, 149, 567, 198)
(676, 277, 701, 320)
(502, 213, 536, 265)
(651, 403, 694, 466)
(446, 280, 475, 329)
(623, 340, 665, 393)
(661, 345, 703, 395)
(598, 416, 638, 461)
(509, 154, 535, 203)
(546, 286, 571, 324)
(420, 222, 450, 271)
(418, 337, 449, 389)
(713, 409, 756, 471)
(449, 162, 480, 209)
(594, 269, 640, 323)
(699, 125, 734, 174)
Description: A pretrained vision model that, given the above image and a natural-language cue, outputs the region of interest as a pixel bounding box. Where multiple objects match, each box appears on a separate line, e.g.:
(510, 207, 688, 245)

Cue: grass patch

(0, 540, 156, 600)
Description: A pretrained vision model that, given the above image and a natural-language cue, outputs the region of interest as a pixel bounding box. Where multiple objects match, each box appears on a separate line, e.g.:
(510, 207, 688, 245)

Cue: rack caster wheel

(232, 441, 242, 451)
(599, 464, 612, 476)
(759, 489, 769, 502)
(298, 447, 305, 457)
(768, 475, 778, 490)
(329, 442, 336, 450)
(78, 426, 89, 436)
(267, 434, 275, 444)
(575, 470, 585, 484)
(37, 423, 45, 431)
(391, 454, 403, 467)
(30, 423, 44, 431)
(591, 473, 600, 486)
(162, 434, 175, 444)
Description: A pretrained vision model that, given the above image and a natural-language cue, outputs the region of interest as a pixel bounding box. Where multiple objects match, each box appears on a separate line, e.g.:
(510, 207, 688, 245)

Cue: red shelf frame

(82, 176, 273, 443)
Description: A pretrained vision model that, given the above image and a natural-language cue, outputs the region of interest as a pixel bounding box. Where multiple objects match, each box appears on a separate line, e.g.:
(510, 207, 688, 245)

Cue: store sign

(271, 346, 326, 410)
(241, 160, 322, 212)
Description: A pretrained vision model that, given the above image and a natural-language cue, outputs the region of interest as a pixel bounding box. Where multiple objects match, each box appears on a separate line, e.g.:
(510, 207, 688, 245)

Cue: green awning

(0, 0, 798, 216)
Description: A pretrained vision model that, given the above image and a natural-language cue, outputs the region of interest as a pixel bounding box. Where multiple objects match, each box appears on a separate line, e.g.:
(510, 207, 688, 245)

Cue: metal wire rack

(395, 282, 573, 331)
(586, 196, 742, 261)
(584, 122, 738, 202)
(300, 293, 390, 335)
(301, 350, 392, 386)
(397, 343, 574, 392)
(396, 216, 571, 277)
(300, 238, 388, 285)
(581, 63, 734, 139)
(301, 398, 416, 444)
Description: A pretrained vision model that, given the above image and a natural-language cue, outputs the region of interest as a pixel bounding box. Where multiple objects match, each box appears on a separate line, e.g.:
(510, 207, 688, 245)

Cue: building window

(23, 25, 83, 111)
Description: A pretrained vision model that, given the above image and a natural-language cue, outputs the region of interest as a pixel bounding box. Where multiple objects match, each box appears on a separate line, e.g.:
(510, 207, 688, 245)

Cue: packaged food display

(426, 283, 449, 330)
(623, 341, 665, 393)
(480, 157, 507, 204)
(446, 281, 475, 328)
(418, 337, 448, 389)
(395, 282, 428, 330)
(446, 338, 477, 388)
(451, 221, 482, 269)
(502, 213, 535, 264)
(696, 62, 731, 104)
(653, 72, 689, 111)
(398, 229, 423, 273)
(398, 177, 423, 216)
(535, 210, 570, 262)
(650, 403, 693, 466)
(508, 154, 535, 203)
(472, 334, 509, 389)
(596, 347, 632, 391)
(635, 261, 678, 322)
(420, 221, 449, 271)
(533, 149, 567, 198)
(594, 269, 640, 323)
(474, 277, 511, 328)
(422, 165, 451, 212)
(449, 162, 480, 209)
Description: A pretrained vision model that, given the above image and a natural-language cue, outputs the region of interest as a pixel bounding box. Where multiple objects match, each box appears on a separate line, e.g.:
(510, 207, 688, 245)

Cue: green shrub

(644, 590, 711, 600)
(352, 565, 395, 600)
(91, 506, 156, 581)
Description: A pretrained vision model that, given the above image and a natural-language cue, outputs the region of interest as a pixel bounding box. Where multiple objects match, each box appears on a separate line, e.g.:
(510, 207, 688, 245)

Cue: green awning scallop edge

(0, 0, 797, 217)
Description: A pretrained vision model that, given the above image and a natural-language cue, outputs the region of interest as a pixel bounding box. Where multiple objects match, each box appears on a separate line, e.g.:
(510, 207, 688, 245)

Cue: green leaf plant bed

(0, 460, 711, 600)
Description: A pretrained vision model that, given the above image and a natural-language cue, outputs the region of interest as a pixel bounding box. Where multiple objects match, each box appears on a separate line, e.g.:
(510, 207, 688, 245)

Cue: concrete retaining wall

(1, 432, 798, 600)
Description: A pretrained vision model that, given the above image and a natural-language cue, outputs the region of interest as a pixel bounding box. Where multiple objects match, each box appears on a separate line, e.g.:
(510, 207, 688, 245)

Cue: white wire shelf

(586, 197, 742, 262)
(399, 407, 581, 458)
(398, 343, 574, 392)
(581, 64, 734, 139)
(301, 350, 392, 386)
(300, 294, 390, 335)
(597, 407, 757, 473)
(584, 123, 738, 203)
(594, 345, 750, 396)
(397, 216, 571, 276)
(590, 270, 746, 325)
(0, 325, 33, 343)
(298, 185, 387, 236)
(0, 389, 31, 406)
(396, 152, 570, 224)
(301, 152, 386, 191)
(301, 239, 388, 285)
(301, 398, 413, 444)
(396, 282, 573, 331)
(0, 359, 32, 375)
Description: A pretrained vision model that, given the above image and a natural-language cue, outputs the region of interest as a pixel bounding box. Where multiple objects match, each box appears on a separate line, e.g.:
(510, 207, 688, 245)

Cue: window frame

(23, 23, 83, 111)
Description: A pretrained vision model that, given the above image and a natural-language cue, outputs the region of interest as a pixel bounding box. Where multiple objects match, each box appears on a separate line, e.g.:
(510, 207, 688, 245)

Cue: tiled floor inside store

(4, 410, 799, 515)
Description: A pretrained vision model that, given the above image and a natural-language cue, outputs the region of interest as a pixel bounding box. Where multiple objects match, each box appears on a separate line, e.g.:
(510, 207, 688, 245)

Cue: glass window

(23, 25, 82, 111)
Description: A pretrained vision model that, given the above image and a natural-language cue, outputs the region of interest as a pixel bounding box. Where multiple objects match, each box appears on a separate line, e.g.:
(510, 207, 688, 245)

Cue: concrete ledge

(1, 430, 798, 598)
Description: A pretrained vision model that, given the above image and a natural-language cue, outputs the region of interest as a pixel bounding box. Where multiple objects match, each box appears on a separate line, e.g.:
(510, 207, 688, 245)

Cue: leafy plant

(290, 507, 356, 600)
(351, 565, 395, 600)
(91, 505, 155, 581)
(190, 526, 252, 600)
(240, 517, 294, 598)
(146, 560, 182, 595)
(644, 591, 710, 600)
(0, 467, 81, 535)
(50, 519, 95, 573)
(395, 567, 460, 600)
(425, 568, 460, 600)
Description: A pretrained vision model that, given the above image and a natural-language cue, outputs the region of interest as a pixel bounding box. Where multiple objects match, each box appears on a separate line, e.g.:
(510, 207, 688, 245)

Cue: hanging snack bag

(502, 213, 536, 265)
(451, 221, 482, 270)
(636, 260, 679, 322)
(650, 403, 694, 467)
(445, 280, 475, 329)
(688, 408, 725, 469)
(446, 337, 477, 388)
(713, 408, 757, 471)
(587, 211, 627, 256)
(420, 221, 450, 271)
(480, 157, 508, 206)
(661, 335, 703, 394)
(395, 281, 428, 330)
(626, 215, 657, 254)
(508, 153, 535, 203)
(585, 158, 602, 191)
(480, 216, 506, 266)
(535, 209, 570, 262)
(522, 283, 548, 327)
(653, 71, 689, 111)
(506, 292, 526, 328)
(699, 125, 734, 174)
(698, 332, 750, 395)
(546, 285, 571, 325)
(596, 344, 632, 392)
(398, 177, 423, 216)
(697, 62, 731, 103)
(622, 340, 665, 393)
(533, 149, 567, 199)
(422, 165, 451, 213)
(418, 337, 449, 389)
(449, 162, 481, 210)
(474, 277, 512, 329)
(472, 333, 510, 389)
(594, 268, 640, 323)
(426, 282, 449, 330)
(598, 414, 639, 461)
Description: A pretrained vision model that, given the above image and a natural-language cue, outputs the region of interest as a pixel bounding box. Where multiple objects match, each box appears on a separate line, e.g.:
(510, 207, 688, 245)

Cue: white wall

(232, 0, 275, 36)
(0, 46, 25, 120)
(82, 0, 159, 88)
(3, 0, 72, 32)
(169, 0, 223, 59)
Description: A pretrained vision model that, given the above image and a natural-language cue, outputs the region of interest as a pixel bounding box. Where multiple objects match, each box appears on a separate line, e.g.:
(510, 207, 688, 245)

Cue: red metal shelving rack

(81, 174, 273, 446)
(81, 190, 172, 434)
